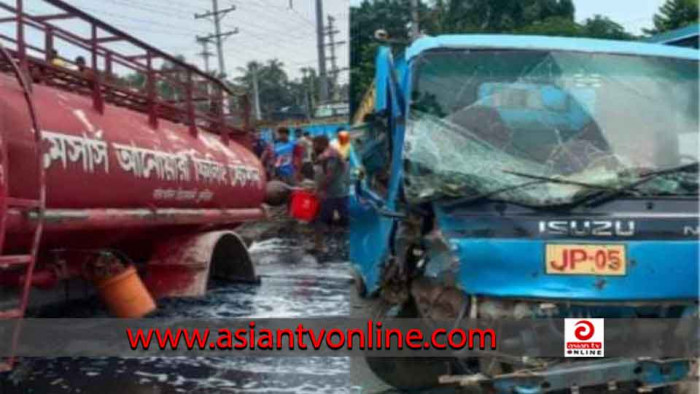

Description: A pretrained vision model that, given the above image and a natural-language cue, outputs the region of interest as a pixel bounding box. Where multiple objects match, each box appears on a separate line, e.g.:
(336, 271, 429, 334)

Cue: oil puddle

(2, 231, 356, 393)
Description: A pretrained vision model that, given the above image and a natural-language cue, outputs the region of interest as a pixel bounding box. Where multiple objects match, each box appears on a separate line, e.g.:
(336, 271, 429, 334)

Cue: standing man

(312, 135, 349, 253)
(252, 129, 274, 179)
(274, 127, 296, 185)
(331, 128, 360, 168)
(292, 129, 306, 182)
(295, 130, 315, 181)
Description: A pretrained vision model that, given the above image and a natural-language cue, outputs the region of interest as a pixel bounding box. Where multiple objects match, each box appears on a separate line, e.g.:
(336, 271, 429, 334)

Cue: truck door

(350, 47, 407, 294)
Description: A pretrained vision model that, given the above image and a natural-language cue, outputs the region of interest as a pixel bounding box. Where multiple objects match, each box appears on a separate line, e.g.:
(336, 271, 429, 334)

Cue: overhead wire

(31, 0, 347, 82)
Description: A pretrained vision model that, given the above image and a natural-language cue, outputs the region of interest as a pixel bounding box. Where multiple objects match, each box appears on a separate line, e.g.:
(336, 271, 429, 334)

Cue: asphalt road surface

(0, 223, 395, 394)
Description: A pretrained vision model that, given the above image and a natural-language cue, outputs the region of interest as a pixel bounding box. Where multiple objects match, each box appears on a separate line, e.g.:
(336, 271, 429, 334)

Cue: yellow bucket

(96, 266, 156, 318)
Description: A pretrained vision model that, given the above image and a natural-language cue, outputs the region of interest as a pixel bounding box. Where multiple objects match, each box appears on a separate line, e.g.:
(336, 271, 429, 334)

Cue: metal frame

(0, 0, 257, 370)
(0, 0, 251, 140)
(0, 42, 45, 372)
(439, 358, 693, 393)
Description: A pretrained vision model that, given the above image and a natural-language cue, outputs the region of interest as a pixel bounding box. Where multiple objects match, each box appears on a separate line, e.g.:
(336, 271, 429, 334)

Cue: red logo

(565, 318, 604, 357)
(574, 320, 595, 341)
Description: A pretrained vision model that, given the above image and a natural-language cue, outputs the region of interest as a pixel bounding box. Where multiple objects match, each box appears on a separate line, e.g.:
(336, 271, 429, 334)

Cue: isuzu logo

(539, 220, 635, 237)
(684, 226, 700, 237)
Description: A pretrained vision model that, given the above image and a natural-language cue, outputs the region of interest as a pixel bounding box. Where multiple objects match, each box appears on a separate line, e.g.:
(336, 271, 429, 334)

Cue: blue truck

(350, 35, 699, 392)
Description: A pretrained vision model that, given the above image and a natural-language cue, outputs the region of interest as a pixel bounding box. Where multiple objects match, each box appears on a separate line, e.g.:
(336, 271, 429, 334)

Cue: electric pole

(315, 0, 329, 103)
(301, 68, 315, 118)
(410, 0, 420, 40)
(195, 0, 238, 78)
(251, 63, 262, 121)
(325, 15, 345, 102)
(196, 37, 214, 73)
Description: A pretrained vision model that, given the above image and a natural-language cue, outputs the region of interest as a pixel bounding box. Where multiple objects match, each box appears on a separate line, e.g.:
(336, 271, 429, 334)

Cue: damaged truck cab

(350, 35, 699, 392)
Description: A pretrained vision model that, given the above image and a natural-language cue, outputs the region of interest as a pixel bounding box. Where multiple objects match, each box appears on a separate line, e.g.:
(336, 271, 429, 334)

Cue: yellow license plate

(545, 244, 626, 276)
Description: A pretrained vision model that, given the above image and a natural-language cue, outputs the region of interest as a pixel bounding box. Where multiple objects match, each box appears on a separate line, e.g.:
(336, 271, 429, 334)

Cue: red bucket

(290, 190, 320, 222)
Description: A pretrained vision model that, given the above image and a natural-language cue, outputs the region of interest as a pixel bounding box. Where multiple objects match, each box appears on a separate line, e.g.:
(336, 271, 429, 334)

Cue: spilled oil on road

(1, 228, 355, 394)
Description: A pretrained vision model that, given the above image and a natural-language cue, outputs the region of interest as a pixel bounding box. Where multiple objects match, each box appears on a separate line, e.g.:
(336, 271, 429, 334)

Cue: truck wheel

(208, 232, 256, 284)
(365, 298, 456, 391)
(351, 269, 366, 297)
(668, 382, 698, 394)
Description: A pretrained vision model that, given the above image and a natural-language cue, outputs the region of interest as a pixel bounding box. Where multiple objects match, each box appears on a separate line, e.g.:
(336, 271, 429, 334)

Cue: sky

(2, 0, 349, 83)
(0, 0, 667, 86)
(573, 0, 667, 35)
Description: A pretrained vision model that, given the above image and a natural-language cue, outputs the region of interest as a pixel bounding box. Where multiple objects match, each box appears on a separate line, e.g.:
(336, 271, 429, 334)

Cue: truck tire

(364, 298, 456, 391)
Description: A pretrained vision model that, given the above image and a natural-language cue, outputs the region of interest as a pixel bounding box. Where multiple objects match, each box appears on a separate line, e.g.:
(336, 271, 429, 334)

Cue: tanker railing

(0, 0, 250, 143)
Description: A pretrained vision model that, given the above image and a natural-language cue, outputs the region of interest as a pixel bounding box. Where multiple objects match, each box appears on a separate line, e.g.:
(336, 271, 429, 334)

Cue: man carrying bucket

(331, 129, 360, 165)
(311, 135, 349, 254)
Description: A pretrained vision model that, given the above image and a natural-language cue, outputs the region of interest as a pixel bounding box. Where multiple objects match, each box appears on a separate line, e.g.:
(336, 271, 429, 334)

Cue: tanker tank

(0, 0, 268, 356)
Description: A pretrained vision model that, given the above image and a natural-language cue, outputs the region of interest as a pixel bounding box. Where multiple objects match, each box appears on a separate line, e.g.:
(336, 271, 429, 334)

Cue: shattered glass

(404, 49, 698, 206)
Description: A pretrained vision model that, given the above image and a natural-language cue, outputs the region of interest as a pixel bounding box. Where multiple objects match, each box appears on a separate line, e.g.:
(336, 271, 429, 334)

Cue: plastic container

(289, 189, 320, 222)
(96, 266, 156, 318)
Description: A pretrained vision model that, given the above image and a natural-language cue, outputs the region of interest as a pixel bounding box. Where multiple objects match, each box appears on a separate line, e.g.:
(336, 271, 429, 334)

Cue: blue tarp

(260, 122, 349, 143)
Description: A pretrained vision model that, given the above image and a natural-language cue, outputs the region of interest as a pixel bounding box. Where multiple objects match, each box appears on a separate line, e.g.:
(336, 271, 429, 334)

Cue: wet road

(0, 232, 374, 394)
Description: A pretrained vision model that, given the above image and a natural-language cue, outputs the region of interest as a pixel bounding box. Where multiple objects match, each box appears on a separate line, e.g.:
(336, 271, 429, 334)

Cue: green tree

(350, 0, 414, 114)
(644, 0, 699, 35)
(349, 0, 636, 115)
(518, 16, 580, 36)
(582, 15, 635, 40)
(234, 59, 314, 120)
(426, 0, 575, 34)
(114, 55, 188, 100)
(157, 55, 187, 101)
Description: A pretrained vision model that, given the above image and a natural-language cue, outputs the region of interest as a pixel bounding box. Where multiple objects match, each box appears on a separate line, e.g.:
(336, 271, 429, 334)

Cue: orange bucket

(96, 266, 156, 318)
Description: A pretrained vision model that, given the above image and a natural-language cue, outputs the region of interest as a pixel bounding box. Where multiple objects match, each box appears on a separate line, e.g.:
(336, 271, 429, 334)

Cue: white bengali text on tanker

(41, 130, 261, 187)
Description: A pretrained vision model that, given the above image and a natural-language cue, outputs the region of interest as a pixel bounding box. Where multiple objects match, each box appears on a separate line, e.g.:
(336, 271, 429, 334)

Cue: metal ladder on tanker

(0, 45, 46, 372)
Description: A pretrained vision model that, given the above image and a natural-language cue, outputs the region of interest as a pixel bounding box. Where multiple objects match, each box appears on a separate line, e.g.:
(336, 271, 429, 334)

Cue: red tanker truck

(0, 0, 267, 367)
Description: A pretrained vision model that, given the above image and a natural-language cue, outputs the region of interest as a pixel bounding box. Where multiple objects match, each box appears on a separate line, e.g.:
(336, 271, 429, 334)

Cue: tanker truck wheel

(364, 297, 457, 391)
(208, 232, 258, 285)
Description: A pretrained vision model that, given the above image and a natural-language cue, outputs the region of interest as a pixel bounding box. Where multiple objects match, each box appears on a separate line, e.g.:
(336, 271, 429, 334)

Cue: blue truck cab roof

(646, 23, 699, 47)
(406, 34, 700, 61)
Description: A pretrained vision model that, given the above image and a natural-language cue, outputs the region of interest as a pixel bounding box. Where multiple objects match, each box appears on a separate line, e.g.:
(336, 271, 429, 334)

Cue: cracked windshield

(405, 50, 699, 206)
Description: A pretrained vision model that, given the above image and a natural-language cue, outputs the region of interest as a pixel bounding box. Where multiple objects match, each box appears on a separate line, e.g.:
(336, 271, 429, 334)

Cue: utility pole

(301, 68, 315, 118)
(195, 0, 238, 78)
(251, 63, 262, 121)
(325, 15, 345, 102)
(314, 0, 329, 103)
(410, 0, 420, 40)
(196, 37, 214, 73)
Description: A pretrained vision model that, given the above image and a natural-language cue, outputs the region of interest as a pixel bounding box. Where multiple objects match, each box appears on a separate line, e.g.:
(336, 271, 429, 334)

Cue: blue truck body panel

(350, 33, 698, 390)
(406, 34, 700, 61)
(646, 23, 699, 48)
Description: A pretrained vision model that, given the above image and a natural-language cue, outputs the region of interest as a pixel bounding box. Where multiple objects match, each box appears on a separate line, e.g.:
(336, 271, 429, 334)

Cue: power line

(325, 14, 345, 101)
(287, 6, 316, 28)
(103, 0, 199, 20)
(315, 0, 329, 102)
(105, 0, 315, 44)
(195, 0, 239, 78)
(69, 4, 208, 35)
(256, 0, 316, 29)
(224, 19, 313, 41)
(196, 37, 214, 73)
(102, 0, 322, 48)
(231, 5, 316, 37)
(101, 1, 322, 56)
(57, 0, 344, 84)
(153, 0, 207, 12)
